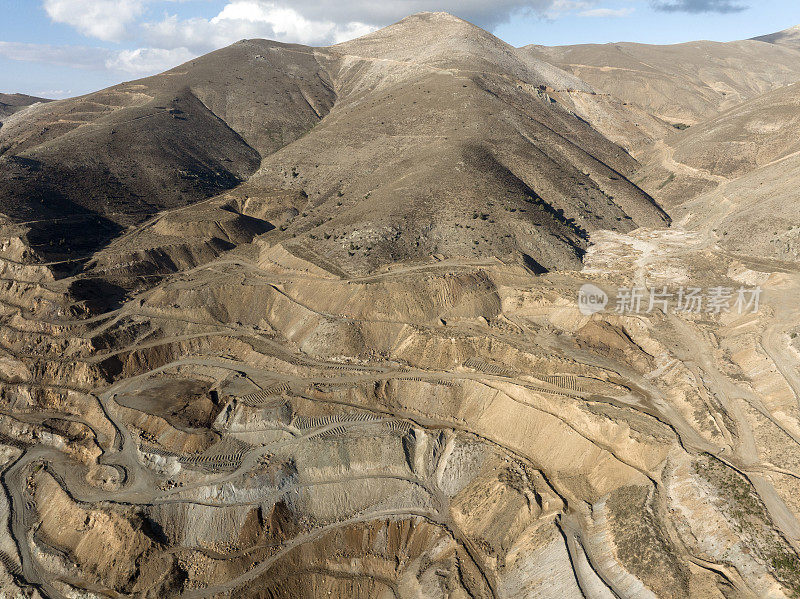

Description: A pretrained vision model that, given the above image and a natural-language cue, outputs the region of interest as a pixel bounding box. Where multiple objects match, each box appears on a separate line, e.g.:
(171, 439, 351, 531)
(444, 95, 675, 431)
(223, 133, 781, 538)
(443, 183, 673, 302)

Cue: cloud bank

(10, 0, 591, 76)
(651, 0, 748, 13)
(3, 0, 744, 81)
(43, 0, 146, 42)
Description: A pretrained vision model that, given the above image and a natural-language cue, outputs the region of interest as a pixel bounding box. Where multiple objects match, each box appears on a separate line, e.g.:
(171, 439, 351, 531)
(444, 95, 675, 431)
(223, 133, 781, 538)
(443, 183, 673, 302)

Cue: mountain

(675, 149, 800, 262)
(0, 12, 668, 278)
(522, 38, 800, 125)
(0, 40, 338, 265)
(752, 24, 800, 48)
(336, 13, 675, 153)
(668, 80, 800, 261)
(229, 13, 668, 276)
(0, 92, 49, 122)
(668, 80, 800, 179)
(631, 75, 800, 209)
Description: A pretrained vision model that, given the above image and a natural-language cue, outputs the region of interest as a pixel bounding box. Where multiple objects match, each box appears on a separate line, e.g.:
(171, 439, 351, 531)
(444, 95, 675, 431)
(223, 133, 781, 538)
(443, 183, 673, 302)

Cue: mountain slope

(0, 92, 49, 123)
(752, 24, 800, 49)
(0, 12, 668, 277)
(522, 39, 800, 125)
(676, 150, 800, 262)
(0, 40, 337, 264)
(669, 80, 800, 179)
(333, 11, 592, 89)
(336, 12, 674, 153)
(3, 12, 800, 599)
(223, 13, 669, 275)
(668, 81, 800, 261)
(630, 77, 800, 210)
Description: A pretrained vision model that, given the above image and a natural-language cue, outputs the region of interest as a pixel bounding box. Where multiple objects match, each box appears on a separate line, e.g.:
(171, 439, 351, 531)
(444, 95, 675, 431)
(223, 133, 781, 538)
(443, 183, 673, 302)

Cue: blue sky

(2, 0, 799, 98)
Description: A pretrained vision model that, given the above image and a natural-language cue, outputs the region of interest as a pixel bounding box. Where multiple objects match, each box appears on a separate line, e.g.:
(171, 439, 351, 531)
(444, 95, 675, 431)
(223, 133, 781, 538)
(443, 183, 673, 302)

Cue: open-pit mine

(2, 11, 800, 599)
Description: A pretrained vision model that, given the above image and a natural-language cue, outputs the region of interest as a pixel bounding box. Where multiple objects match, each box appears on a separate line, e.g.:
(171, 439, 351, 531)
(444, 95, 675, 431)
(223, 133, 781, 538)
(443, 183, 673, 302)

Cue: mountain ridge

(522, 36, 800, 124)
(0, 92, 50, 123)
(0, 13, 669, 280)
(752, 23, 800, 48)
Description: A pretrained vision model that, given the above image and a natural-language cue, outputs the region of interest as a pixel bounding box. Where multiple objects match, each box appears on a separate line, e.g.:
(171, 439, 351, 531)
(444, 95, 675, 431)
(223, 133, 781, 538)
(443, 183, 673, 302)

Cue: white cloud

(35, 89, 74, 99)
(43, 0, 146, 42)
(578, 7, 635, 16)
(331, 21, 376, 44)
(39, 0, 582, 47)
(143, 2, 377, 52)
(105, 47, 196, 74)
(541, 0, 594, 18)
(0, 41, 196, 78)
(38, 0, 615, 49)
(15, 0, 618, 84)
(256, 1, 562, 29)
(213, 2, 335, 43)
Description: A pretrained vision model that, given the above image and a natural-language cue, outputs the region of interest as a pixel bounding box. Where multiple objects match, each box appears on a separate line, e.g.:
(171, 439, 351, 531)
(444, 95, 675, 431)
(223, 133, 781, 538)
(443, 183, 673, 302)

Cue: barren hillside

(666, 80, 800, 263)
(522, 39, 800, 125)
(0, 92, 49, 123)
(752, 24, 800, 48)
(0, 12, 668, 278)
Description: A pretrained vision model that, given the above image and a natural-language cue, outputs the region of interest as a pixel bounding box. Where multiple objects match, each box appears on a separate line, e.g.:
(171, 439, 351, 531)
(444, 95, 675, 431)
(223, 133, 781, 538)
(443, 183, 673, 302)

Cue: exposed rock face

(1, 12, 800, 599)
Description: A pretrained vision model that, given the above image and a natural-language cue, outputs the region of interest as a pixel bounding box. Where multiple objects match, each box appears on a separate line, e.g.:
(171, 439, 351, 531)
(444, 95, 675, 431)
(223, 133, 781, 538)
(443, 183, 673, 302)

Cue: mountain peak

(331, 11, 591, 92)
(404, 11, 466, 20)
(333, 11, 488, 50)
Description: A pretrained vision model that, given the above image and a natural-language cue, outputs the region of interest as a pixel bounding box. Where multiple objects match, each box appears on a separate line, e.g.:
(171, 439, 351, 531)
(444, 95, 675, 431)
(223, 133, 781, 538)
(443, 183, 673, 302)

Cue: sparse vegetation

(694, 455, 800, 596)
(607, 486, 690, 599)
(658, 172, 676, 190)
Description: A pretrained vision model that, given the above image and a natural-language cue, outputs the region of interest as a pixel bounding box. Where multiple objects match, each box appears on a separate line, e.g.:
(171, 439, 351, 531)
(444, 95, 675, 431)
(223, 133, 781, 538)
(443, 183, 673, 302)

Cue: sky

(1, 0, 799, 99)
